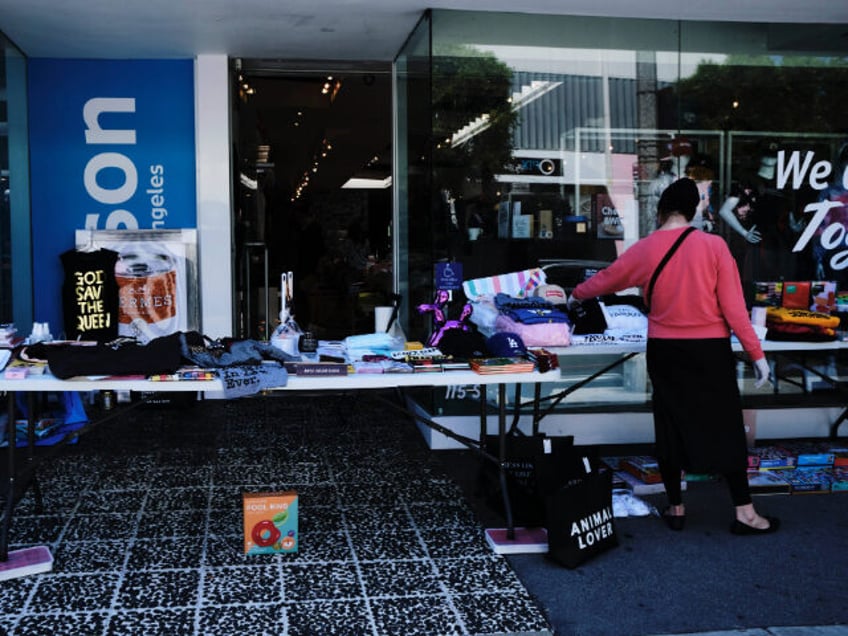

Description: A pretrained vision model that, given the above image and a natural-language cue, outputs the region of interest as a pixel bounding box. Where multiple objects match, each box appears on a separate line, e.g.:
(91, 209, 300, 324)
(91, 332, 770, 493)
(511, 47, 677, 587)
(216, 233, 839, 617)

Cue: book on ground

(831, 468, 848, 492)
(0, 546, 53, 581)
(748, 446, 797, 470)
(484, 527, 548, 554)
(615, 469, 687, 495)
(620, 456, 663, 484)
(747, 470, 791, 495)
(782, 468, 832, 494)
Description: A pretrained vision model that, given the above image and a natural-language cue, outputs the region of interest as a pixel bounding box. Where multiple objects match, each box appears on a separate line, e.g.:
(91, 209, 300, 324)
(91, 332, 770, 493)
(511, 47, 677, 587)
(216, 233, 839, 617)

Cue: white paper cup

(374, 306, 393, 332)
(271, 333, 300, 357)
(751, 306, 767, 327)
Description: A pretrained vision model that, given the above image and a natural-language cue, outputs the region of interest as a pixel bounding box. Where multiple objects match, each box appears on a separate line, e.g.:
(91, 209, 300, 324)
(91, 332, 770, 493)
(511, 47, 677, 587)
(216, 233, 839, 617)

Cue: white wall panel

(194, 54, 233, 338)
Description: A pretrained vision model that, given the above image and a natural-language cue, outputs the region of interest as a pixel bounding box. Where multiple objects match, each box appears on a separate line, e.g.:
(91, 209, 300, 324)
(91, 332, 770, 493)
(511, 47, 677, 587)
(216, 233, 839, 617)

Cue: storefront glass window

(0, 32, 31, 328)
(398, 11, 848, 408)
(394, 11, 432, 339)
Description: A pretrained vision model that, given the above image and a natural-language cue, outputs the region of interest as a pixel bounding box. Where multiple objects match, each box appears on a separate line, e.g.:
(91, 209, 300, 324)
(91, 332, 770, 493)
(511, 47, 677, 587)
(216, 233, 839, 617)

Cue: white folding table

(0, 367, 561, 560)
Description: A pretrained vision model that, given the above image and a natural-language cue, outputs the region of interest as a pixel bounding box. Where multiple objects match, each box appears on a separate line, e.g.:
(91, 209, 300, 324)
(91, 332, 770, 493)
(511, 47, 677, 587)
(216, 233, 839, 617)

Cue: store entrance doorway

(232, 60, 393, 340)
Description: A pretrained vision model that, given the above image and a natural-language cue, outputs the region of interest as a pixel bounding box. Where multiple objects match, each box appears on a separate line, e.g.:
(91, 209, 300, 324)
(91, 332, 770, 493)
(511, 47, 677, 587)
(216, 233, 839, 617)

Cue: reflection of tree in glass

(431, 45, 518, 201)
(674, 56, 848, 134)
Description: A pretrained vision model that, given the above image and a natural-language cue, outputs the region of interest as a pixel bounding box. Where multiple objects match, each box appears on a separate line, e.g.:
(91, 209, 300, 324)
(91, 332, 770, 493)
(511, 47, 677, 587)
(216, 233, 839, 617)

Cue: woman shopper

(569, 177, 778, 535)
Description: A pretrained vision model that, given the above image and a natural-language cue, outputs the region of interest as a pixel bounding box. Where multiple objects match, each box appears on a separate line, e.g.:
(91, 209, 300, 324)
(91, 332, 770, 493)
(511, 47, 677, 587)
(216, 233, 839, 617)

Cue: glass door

(232, 60, 394, 340)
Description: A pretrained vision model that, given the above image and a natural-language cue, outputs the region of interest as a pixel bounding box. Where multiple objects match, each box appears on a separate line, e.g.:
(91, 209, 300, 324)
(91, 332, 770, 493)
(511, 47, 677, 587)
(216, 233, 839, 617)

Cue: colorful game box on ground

(243, 491, 298, 554)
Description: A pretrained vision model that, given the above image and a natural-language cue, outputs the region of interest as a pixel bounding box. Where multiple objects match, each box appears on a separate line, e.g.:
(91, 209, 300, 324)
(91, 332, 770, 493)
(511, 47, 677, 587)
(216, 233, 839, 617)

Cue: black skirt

(646, 338, 748, 475)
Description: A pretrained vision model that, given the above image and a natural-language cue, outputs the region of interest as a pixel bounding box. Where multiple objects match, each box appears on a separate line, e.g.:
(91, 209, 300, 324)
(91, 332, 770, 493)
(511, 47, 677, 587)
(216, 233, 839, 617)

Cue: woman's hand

(753, 357, 771, 388)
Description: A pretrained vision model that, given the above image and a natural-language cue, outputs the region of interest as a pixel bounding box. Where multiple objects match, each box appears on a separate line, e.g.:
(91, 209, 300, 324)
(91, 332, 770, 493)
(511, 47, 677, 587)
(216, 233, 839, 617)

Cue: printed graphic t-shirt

(60, 248, 120, 342)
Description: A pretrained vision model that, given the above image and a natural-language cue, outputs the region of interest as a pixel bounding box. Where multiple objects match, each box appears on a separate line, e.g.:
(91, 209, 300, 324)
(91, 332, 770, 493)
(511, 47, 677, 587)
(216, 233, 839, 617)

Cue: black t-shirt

(60, 248, 120, 342)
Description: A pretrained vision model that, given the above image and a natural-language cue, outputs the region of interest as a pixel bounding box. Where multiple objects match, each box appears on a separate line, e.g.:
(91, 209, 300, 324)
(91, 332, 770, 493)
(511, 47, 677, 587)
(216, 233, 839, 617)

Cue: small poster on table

(76, 229, 198, 341)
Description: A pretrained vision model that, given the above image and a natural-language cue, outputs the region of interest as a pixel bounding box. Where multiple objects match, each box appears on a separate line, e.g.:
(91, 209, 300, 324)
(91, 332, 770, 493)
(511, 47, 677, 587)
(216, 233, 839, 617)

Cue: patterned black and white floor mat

(1, 394, 552, 636)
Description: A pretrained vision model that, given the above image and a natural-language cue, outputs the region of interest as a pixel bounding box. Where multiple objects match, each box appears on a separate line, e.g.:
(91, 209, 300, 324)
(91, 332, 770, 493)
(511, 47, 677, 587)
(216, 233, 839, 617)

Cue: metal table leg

(1, 392, 17, 561)
(498, 383, 515, 540)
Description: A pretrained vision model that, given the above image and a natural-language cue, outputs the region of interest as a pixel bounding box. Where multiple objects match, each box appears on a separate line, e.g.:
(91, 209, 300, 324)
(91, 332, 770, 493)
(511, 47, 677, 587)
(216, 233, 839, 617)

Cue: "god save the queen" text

(74, 269, 112, 332)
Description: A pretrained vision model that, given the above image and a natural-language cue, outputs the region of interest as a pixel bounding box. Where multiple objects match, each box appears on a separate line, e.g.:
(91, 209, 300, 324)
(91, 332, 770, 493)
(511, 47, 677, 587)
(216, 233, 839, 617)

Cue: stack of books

(620, 456, 663, 484)
(746, 470, 791, 495)
(748, 446, 797, 470)
(781, 469, 833, 494)
(0, 546, 53, 581)
(411, 360, 443, 373)
(150, 368, 219, 381)
(604, 442, 848, 496)
(441, 360, 472, 371)
(484, 527, 548, 555)
(832, 468, 848, 492)
(601, 456, 686, 496)
(746, 441, 848, 494)
(284, 361, 350, 376)
(470, 357, 535, 375)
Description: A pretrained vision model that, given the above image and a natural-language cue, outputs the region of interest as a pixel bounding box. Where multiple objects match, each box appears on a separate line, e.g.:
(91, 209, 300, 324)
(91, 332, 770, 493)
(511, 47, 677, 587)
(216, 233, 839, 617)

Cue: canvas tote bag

(545, 456, 618, 568)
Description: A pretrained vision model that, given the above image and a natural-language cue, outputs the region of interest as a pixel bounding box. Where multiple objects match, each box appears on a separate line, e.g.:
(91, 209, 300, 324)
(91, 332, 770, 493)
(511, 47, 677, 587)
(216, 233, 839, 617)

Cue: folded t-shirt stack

(765, 307, 840, 341)
(492, 292, 571, 347)
(493, 293, 569, 324)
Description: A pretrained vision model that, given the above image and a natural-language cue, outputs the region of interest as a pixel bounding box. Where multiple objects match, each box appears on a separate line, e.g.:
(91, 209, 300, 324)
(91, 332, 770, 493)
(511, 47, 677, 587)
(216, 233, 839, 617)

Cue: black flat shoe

(730, 516, 780, 535)
(662, 507, 686, 531)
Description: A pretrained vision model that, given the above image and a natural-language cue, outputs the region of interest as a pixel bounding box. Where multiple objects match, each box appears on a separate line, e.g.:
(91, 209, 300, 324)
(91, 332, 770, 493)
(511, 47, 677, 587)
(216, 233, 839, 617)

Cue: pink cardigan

(573, 226, 764, 361)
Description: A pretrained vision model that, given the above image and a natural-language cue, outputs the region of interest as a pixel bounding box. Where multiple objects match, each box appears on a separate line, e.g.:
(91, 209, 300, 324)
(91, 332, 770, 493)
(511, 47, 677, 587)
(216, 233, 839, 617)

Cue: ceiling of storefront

(235, 67, 393, 195)
(3, 1, 847, 200)
(1, 0, 847, 60)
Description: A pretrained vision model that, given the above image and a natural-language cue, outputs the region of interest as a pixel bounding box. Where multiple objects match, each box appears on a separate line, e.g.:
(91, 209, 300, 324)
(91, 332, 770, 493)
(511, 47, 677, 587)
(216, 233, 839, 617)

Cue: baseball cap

(534, 283, 567, 305)
(667, 136, 693, 157)
(437, 329, 489, 358)
(485, 332, 527, 358)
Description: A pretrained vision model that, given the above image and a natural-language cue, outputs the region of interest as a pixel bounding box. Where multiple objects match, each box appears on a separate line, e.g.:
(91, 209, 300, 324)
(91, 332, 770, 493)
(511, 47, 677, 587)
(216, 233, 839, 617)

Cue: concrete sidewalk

(655, 627, 848, 636)
(439, 446, 848, 636)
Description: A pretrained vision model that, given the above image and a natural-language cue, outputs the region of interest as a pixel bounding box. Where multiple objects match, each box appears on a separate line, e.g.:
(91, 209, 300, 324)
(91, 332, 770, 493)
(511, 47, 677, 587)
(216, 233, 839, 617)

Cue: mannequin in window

(686, 153, 717, 233)
(648, 158, 676, 219)
(717, 149, 794, 282)
(648, 137, 693, 221)
(717, 156, 775, 244)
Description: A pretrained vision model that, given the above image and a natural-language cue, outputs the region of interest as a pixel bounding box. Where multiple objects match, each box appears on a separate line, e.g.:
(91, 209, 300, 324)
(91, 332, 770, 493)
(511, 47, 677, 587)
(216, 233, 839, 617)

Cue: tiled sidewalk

(1, 394, 551, 636)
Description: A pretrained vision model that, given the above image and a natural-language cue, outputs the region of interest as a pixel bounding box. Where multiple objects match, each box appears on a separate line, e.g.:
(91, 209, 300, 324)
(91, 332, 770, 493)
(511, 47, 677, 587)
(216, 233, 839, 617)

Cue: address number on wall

(444, 385, 482, 400)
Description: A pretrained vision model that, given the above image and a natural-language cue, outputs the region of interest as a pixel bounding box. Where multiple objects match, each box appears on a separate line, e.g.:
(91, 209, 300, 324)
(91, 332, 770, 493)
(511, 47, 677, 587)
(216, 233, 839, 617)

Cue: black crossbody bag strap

(645, 226, 696, 313)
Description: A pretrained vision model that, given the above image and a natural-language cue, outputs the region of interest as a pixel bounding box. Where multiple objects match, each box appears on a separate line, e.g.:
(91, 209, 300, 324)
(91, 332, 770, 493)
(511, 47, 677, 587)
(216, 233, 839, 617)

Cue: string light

(238, 75, 257, 101)
(292, 137, 333, 201)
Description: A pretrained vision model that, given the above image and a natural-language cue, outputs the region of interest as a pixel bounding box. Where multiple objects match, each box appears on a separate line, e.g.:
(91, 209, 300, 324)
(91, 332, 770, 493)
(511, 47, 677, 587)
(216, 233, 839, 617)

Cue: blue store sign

(28, 58, 196, 334)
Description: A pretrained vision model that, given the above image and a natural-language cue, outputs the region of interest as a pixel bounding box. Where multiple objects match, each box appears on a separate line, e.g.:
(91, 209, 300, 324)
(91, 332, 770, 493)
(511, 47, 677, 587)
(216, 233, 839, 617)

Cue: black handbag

(567, 297, 608, 334)
(545, 457, 618, 568)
